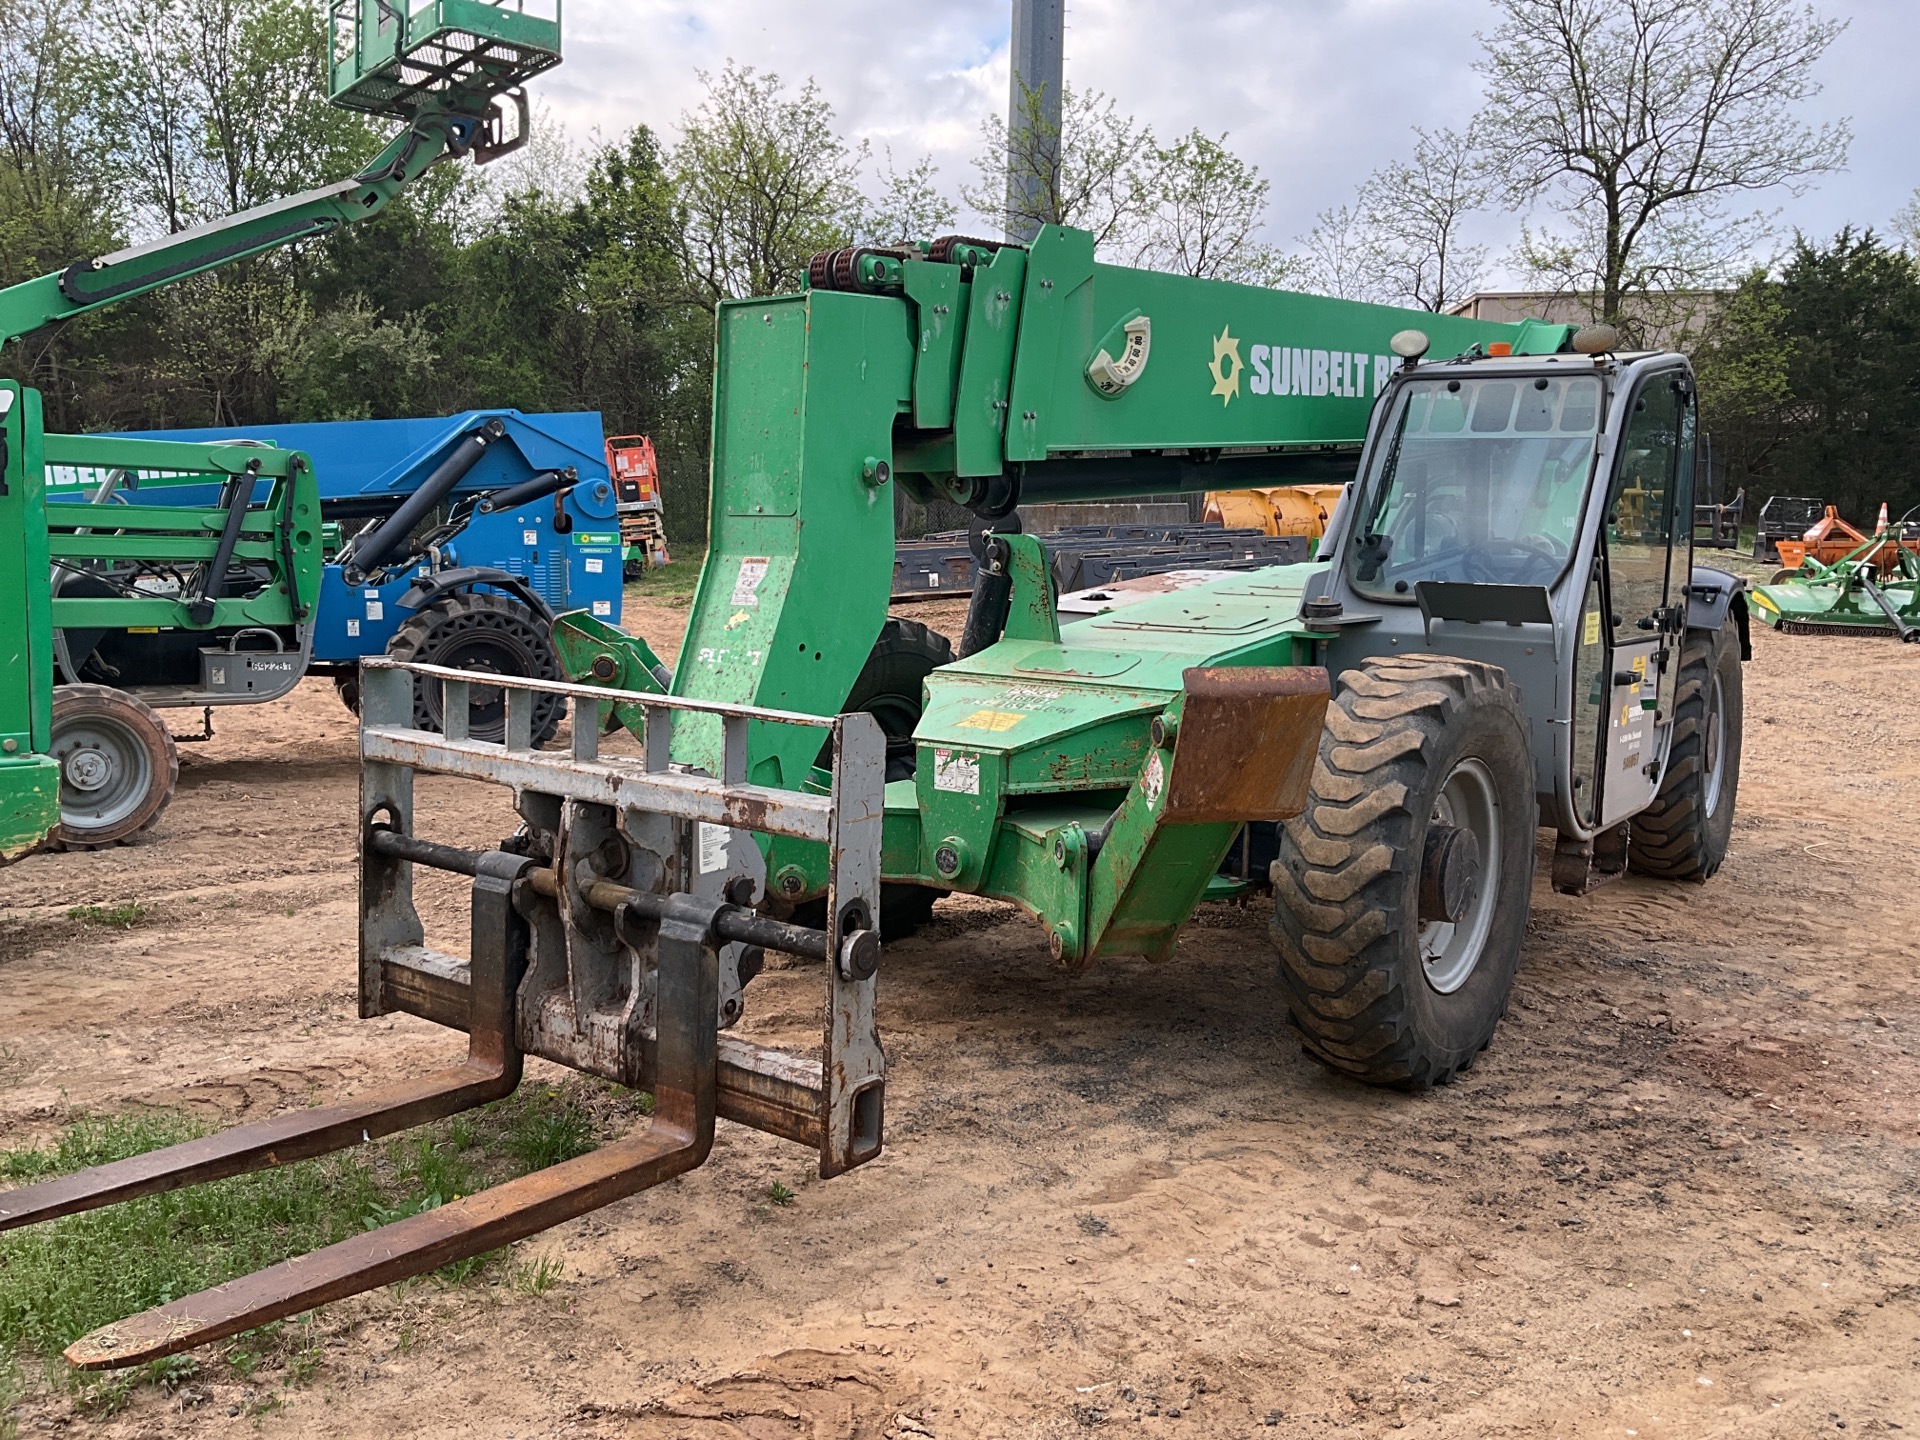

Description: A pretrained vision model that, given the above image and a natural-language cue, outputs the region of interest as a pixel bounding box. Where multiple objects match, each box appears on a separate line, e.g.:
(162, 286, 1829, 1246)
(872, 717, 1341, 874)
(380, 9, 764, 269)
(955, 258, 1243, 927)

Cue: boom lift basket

(328, 0, 562, 119)
(0, 660, 887, 1369)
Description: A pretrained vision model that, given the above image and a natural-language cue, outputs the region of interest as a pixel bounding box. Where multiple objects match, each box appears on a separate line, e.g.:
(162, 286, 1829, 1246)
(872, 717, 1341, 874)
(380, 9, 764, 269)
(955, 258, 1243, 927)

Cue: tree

(1694, 229, 1920, 521)
(1130, 129, 1291, 285)
(1294, 203, 1388, 303)
(1296, 126, 1490, 310)
(1896, 189, 1920, 253)
(671, 62, 864, 307)
(856, 150, 957, 246)
(965, 82, 1148, 252)
(1476, 0, 1850, 328)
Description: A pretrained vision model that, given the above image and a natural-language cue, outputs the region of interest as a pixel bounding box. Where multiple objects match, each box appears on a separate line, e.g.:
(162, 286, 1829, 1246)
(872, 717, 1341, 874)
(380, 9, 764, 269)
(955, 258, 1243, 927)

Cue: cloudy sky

(533, 0, 1915, 283)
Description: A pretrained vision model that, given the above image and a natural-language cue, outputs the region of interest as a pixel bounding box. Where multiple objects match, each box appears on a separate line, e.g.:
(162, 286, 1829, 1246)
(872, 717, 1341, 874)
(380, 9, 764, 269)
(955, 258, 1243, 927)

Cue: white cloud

(532, 0, 1910, 270)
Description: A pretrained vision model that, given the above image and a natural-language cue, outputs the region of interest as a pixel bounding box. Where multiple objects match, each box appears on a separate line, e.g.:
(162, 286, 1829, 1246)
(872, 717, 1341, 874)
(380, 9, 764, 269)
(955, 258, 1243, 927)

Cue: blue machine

(107, 410, 624, 742)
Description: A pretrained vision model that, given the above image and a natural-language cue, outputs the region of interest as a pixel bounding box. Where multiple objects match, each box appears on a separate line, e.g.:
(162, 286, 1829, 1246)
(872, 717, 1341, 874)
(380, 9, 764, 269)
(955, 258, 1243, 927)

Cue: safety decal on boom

(932, 749, 981, 795)
(731, 557, 770, 607)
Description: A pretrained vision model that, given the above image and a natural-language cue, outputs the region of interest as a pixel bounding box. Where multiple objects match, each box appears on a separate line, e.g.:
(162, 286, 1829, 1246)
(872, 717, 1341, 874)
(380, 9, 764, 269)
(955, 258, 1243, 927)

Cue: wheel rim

(1419, 757, 1502, 995)
(1702, 671, 1727, 819)
(52, 713, 155, 832)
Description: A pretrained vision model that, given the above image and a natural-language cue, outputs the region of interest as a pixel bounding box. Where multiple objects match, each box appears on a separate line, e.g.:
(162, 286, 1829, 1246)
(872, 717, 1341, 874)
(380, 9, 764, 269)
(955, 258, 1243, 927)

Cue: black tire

(49, 684, 180, 850)
(1270, 655, 1537, 1089)
(1769, 567, 1800, 585)
(385, 592, 564, 746)
(841, 617, 955, 783)
(802, 617, 954, 940)
(1629, 626, 1742, 880)
(334, 670, 362, 716)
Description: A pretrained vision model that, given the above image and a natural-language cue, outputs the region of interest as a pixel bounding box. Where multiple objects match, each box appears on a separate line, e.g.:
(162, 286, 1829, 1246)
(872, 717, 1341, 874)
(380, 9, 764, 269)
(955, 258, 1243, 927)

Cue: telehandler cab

(1, 225, 1748, 1369)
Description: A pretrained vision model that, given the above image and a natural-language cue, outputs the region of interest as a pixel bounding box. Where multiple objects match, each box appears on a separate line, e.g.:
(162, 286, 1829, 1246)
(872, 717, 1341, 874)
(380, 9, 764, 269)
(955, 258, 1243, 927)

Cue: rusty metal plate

(1160, 666, 1330, 824)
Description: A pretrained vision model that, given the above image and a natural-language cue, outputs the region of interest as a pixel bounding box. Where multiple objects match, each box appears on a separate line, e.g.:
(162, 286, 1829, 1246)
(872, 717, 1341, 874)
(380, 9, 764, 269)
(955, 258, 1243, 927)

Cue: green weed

(509, 1252, 564, 1296)
(64, 904, 147, 930)
(500, 1088, 596, 1174)
(768, 1181, 796, 1207)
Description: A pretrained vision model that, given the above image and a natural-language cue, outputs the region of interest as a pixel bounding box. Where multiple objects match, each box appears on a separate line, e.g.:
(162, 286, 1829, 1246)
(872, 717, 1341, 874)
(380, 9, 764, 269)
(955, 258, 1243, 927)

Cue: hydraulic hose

(345, 418, 506, 583)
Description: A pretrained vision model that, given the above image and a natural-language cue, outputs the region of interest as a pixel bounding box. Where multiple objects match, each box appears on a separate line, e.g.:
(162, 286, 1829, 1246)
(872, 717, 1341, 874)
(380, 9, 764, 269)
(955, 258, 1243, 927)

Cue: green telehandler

(0, 225, 1750, 1369)
(0, 0, 563, 857)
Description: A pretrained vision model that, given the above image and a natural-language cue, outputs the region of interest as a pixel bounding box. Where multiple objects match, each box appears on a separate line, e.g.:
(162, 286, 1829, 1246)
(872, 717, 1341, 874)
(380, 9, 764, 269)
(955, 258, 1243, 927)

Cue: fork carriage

(0, 660, 887, 1369)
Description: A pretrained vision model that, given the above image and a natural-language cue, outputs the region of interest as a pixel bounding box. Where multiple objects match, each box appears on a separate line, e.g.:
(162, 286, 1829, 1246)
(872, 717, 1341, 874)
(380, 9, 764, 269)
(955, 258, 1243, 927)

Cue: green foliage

(671, 62, 864, 306)
(65, 903, 148, 929)
(767, 1181, 796, 1207)
(1696, 229, 1920, 521)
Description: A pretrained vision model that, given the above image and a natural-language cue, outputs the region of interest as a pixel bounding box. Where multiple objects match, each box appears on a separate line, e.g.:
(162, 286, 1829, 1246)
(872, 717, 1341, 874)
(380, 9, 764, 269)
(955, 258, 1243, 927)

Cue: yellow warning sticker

(956, 708, 1026, 733)
(1631, 654, 1647, 676)
(1583, 611, 1602, 646)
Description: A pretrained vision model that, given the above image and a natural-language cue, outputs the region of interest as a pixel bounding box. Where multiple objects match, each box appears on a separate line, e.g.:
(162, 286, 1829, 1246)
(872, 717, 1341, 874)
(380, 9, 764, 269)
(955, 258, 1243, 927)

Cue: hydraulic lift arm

(0, 105, 509, 351)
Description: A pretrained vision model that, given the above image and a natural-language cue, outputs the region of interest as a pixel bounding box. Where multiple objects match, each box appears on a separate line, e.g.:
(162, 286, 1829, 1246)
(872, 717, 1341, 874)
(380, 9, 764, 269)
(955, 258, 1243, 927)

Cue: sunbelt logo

(1206, 327, 1394, 406)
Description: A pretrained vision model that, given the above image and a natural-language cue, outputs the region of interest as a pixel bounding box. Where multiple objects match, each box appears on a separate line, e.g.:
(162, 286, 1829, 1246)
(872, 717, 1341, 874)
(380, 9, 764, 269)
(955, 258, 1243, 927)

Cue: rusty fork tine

(1, 853, 531, 1236)
(65, 1104, 711, 1369)
(63, 889, 721, 1373)
(0, 1061, 518, 1234)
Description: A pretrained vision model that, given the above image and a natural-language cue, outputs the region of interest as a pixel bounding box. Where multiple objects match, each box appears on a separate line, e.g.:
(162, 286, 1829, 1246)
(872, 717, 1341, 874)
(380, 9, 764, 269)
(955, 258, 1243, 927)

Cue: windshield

(1348, 373, 1603, 598)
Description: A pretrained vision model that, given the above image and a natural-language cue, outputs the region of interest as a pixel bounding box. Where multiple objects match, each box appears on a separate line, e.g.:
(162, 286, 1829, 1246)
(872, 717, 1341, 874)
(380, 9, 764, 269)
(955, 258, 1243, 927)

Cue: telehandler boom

(0, 224, 1748, 1369)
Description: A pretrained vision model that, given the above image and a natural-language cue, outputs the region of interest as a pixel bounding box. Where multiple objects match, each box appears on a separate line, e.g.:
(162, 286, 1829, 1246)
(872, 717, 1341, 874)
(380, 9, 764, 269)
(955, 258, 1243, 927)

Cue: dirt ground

(3, 581, 1918, 1439)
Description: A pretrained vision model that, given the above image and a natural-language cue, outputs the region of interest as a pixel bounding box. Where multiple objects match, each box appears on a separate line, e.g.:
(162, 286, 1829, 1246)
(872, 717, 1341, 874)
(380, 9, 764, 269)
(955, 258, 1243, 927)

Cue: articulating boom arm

(0, 104, 505, 352)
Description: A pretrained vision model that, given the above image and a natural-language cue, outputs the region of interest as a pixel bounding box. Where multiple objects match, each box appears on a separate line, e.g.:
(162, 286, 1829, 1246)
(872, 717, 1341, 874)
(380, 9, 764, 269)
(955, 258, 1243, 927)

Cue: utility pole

(1006, 0, 1064, 243)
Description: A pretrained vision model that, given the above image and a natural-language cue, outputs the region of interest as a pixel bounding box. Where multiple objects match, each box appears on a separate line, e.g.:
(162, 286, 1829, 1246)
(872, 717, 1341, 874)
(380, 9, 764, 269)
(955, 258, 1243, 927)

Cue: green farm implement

(0, 0, 561, 857)
(1750, 510, 1920, 641)
(4, 224, 1753, 1367)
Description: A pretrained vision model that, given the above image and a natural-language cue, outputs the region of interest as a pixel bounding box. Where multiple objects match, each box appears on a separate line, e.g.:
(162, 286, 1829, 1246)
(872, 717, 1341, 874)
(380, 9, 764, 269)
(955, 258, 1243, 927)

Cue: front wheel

(1270, 655, 1537, 1088)
(1629, 626, 1742, 880)
(49, 684, 179, 850)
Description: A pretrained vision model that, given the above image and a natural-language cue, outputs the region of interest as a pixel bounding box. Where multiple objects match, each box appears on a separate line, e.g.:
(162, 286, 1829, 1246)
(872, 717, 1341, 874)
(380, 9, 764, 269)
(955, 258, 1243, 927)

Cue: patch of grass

(0, 1111, 382, 1395)
(768, 1181, 796, 1208)
(1, 1356, 22, 1440)
(498, 1088, 596, 1174)
(624, 543, 706, 602)
(0, 1084, 620, 1406)
(64, 903, 148, 930)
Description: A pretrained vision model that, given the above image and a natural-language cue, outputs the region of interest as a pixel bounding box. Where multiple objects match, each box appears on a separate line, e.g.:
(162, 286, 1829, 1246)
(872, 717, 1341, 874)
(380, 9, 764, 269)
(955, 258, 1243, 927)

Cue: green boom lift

(0, 225, 1753, 1370)
(0, 0, 563, 859)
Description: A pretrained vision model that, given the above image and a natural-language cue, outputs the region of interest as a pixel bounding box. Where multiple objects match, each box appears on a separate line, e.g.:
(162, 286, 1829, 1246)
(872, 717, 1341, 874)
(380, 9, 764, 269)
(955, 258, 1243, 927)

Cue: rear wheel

(334, 670, 361, 716)
(1270, 655, 1536, 1088)
(385, 592, 564, 746)
(800, 618, 954, 940)
(1629, 626, 1742, 880)
(49, 684, 179, 850)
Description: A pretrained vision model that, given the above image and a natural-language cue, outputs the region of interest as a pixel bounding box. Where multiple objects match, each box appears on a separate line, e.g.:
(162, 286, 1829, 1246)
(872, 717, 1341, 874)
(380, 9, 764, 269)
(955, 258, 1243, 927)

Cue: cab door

(1578, 369, 1695, 828)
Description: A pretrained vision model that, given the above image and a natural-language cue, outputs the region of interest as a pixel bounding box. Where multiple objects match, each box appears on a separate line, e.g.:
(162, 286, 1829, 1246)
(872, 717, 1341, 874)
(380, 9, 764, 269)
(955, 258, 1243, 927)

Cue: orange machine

(1203, 483, 1347, 540)
(1773, 504, 1919, 578)
(606, 434, 670, 573)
